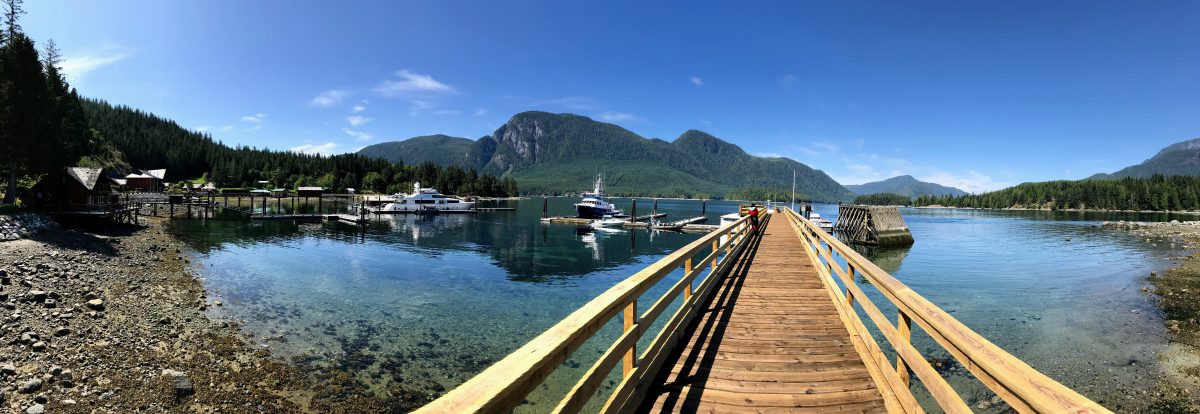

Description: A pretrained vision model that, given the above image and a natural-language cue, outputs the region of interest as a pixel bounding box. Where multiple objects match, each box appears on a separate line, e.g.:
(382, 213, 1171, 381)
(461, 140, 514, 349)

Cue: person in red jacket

(748, 203, 760, 232)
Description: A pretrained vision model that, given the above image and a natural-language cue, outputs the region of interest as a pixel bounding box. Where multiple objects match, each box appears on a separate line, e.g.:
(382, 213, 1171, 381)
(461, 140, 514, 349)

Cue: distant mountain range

(1089, 137, 1200, 179)
(358, 111, 856, 201)
(845, 175, 968, 198)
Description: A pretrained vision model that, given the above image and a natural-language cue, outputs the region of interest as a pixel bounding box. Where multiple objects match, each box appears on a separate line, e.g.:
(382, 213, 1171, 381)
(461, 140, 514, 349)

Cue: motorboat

(575, 174, 624, 219)
(379, 182, 476, 213)
(810, 212, 834, 233)
(590, 215, 626, 229)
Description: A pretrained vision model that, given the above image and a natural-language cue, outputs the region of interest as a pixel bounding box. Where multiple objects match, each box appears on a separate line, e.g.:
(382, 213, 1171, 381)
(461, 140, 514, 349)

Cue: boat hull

(575, 204, 619, 219)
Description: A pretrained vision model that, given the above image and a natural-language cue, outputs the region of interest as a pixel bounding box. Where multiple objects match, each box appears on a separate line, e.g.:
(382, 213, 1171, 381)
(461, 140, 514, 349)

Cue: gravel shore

(0, 217, 405, 413)
(1103, 220, 1200, 412)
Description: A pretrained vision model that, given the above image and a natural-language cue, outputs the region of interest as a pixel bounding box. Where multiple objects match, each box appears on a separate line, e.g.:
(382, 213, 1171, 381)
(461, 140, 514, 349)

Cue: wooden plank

(638, 217, 887, 413)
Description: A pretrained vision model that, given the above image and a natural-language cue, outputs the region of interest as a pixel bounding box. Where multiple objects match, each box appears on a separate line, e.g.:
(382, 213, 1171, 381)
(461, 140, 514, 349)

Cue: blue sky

(24, 1, 1200, 192)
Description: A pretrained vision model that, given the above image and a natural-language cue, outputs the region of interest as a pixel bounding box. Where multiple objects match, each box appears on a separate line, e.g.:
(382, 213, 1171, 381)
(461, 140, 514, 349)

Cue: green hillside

(358, 111, 856, 201)
(357, 135, 478, 168)
(1090, 138, 1200, 179)
(845, 175, 967, 197)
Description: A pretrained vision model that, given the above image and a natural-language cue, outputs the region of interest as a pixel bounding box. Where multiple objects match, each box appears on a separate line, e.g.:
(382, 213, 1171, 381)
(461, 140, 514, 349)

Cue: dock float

(419, 209, 1112, 413)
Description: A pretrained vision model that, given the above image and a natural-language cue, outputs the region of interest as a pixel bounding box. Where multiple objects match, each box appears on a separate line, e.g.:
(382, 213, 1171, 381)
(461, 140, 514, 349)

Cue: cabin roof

(125, 173, 155, 179)
(140, 169, 167, 179)
(298, 186, 326, 191)
(66, 167, 104, 190)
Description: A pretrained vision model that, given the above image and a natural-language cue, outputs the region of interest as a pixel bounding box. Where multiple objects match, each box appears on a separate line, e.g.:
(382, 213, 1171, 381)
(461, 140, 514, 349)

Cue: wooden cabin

(125, 169, 166, 192)
(63, 167, 114, 207)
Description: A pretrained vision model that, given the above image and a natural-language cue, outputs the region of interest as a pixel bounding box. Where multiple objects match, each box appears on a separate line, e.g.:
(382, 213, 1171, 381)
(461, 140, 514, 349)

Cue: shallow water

(169, 201, 1182, 412)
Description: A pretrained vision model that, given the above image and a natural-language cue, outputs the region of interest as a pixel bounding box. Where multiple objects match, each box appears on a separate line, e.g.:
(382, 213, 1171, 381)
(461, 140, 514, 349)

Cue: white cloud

(290, 142, 337, 155)
(474, 107, 488, 116)
(343, 128, 373, 141)
(690, 76, 704, 86)
(596, 111, 642, 122)
(241, 113, 266, 123)
(310, 89, 350, 107)
(218, 125, 234, 132)
(921, 171, 1005, 194)
(756, 152, 784, 158)
(1064, 169, 1073, 176)
(59, 45, 129, 83)
(346, 115, 373, 126)
(433, 109, 461, 116)
(351, 101, 368, 113)
(375, 69, 455, 97)
(195, 126, 211, 132)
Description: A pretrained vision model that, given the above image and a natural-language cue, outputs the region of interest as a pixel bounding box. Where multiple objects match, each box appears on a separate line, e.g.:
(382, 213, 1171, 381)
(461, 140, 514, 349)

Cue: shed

(63, 167, 113, 207)
(297, 186, 327, 197)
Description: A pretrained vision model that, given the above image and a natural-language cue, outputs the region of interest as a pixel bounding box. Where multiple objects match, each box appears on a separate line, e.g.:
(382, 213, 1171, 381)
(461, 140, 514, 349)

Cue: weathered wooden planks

(640, 217, 888, 413)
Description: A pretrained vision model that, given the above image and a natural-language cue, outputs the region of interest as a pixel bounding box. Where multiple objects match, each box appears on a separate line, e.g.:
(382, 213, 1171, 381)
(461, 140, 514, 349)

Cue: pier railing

(781, 207, 1110, 414)
(417, 214, 762, 413)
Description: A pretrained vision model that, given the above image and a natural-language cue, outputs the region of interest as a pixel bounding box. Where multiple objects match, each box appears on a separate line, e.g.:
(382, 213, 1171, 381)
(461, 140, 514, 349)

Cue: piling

(833, 205, 914, 246)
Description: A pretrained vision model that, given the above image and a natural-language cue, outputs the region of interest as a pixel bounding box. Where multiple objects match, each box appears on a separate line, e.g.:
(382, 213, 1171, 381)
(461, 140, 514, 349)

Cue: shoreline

(0, 217, 415, 413)
(1101, 220, 1200, 410)
(917, 205, 1200, 215)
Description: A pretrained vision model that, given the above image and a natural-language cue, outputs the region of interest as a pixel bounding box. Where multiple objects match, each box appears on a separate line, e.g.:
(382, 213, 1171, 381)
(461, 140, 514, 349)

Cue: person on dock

(748, 203, 760, 232)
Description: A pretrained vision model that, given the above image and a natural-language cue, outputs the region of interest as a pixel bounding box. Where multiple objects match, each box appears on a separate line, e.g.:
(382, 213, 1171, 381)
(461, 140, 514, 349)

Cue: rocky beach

(1103, 220, 1200, 412)
(0, 215, 415, 413)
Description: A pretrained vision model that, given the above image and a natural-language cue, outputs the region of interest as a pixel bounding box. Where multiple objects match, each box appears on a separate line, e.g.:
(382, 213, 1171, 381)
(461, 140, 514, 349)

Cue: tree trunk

(3, 164, 17, 205)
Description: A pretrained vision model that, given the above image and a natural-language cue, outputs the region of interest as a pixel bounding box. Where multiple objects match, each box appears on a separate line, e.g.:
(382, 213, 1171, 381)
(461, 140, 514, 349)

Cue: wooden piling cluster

(833, 205, 914, 246)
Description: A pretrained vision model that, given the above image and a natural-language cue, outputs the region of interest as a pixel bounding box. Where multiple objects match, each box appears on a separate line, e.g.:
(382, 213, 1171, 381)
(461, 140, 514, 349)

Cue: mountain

(358, 111, 856, 201)
(845, 175, 968, 198)
(1090, 138, 1200, 179)
(358, 135, 478, 168)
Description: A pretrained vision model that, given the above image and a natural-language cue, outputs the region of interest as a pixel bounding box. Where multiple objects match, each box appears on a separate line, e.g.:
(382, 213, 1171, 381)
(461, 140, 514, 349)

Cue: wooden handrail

(417, 214, 762, 413)
(782, 208, 1111, 414)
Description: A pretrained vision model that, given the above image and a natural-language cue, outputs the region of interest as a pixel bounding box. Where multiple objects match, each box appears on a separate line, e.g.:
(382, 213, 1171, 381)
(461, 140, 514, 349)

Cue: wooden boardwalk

(419, 208, 1111, 414)
(640, 216, 885, 413)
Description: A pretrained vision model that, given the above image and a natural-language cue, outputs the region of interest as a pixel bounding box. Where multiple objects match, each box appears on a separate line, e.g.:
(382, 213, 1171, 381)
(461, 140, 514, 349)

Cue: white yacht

(590, 215, 626, 229)
(379, 182, 476, 213)
(575, 174, 624, 219)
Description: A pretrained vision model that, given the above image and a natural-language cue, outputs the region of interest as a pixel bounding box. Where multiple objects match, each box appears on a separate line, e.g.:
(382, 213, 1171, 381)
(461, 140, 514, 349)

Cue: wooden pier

(419, 209, 1111, 413)
(834, 205, 914, 246)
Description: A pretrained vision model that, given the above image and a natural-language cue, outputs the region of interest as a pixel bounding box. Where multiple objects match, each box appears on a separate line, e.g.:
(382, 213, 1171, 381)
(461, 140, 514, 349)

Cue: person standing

(748, 203, 760, 232)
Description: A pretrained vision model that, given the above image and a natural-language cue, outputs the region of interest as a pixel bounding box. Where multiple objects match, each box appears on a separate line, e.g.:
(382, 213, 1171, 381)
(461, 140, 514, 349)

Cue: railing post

(623, 300, 637, 377)
(683, 258, 694, 300)
(897, 311, 913, 387)
(711, 240, 719, 271)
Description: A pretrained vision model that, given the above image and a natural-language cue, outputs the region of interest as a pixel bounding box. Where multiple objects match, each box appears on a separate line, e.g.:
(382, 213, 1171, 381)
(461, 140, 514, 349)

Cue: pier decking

(640, 217, 885, 412)
(419, 208, 1113, 414)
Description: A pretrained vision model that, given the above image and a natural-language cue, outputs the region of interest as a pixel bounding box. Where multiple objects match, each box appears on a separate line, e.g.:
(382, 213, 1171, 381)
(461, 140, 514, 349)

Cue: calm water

(169, 200, 1185, 412)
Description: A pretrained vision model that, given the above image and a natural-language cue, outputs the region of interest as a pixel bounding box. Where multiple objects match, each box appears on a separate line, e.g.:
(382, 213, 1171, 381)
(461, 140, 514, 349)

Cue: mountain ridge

(845, 175, 968, 198)
(1089, 137, 1200, 179)
(358, 111, 856, 201)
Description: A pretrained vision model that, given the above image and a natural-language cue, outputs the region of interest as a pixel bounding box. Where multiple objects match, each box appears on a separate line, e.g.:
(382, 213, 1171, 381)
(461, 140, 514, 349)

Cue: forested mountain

(358, 135, 478, 168)
(358, 111, 856, 201)
(845, 175, 967, 197)
(914, 175, 1200, 211)
(1089, 138, 1200, 179)
(79, 99, 516, 196)
(854, 193, 913, 206)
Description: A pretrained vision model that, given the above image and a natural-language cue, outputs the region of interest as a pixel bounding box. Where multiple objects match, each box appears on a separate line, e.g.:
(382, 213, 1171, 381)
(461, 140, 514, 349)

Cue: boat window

(398, 200, 407, 204)
(415, 200, 434, 204)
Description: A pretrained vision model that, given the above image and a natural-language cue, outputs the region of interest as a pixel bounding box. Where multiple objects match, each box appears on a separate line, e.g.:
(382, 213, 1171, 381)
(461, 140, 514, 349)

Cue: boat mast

(791, 170, 796, 211)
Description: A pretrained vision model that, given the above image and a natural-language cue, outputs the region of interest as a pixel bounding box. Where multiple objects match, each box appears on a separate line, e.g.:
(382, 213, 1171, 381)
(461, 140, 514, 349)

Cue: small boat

(380, 182, 476, 213)
(810, 212, 834, 233)
(719, 212, 741, 228)
(590, 215, 626, 229)
(575, 174, 624, 219)
(650, 220, 684, 231)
